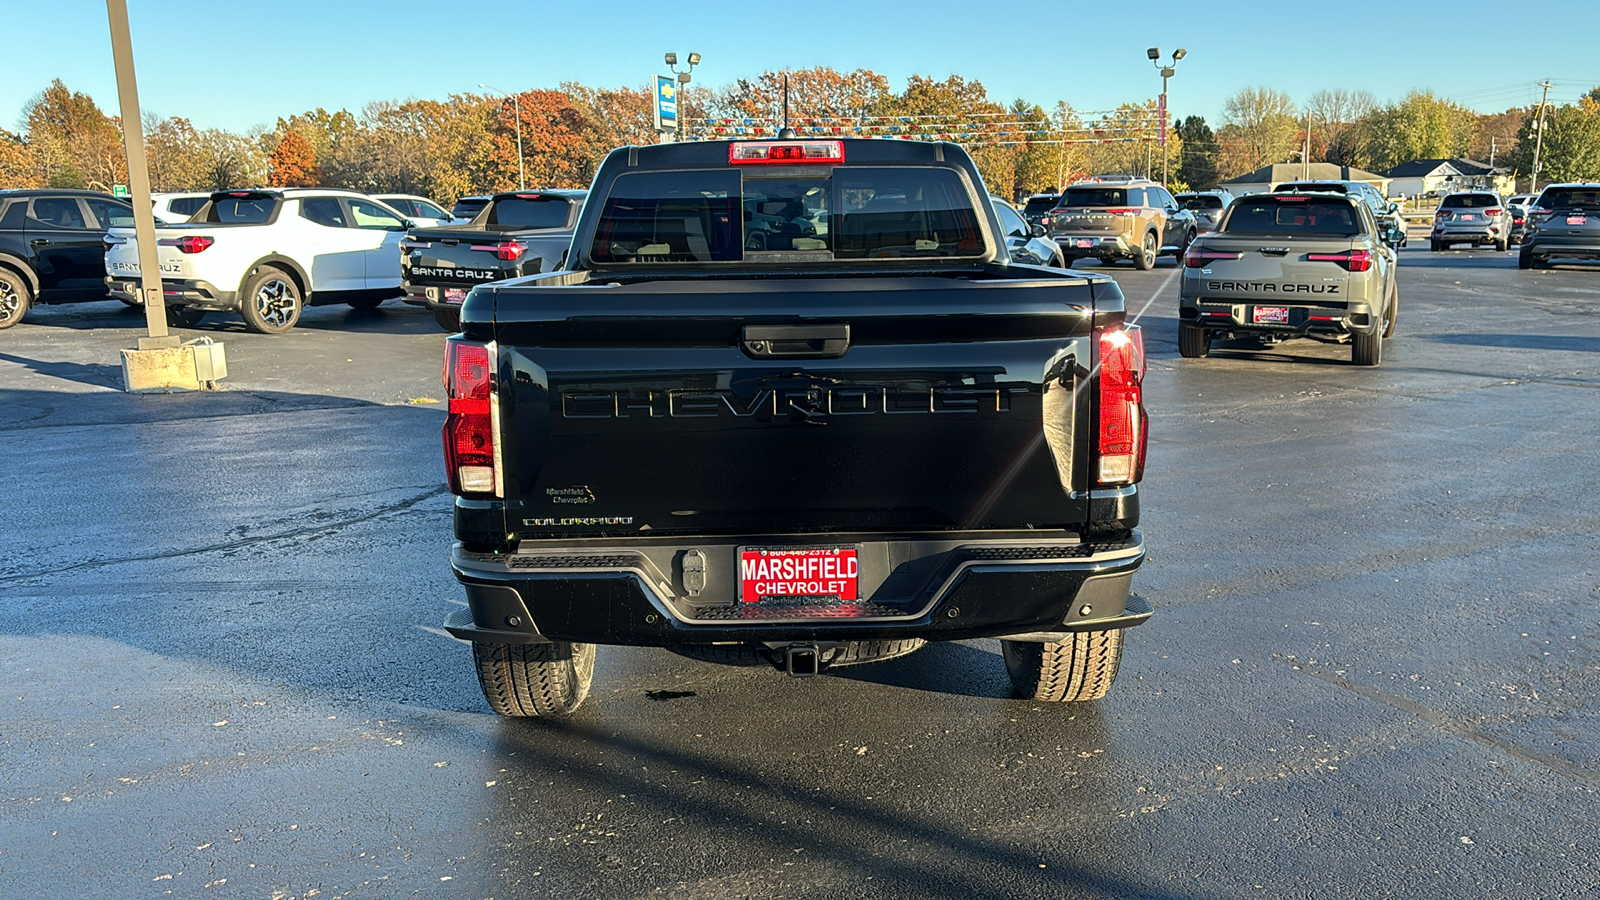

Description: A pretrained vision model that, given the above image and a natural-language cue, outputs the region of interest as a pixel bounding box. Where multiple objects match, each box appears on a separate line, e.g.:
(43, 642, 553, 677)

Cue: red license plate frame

(1253, 306, 1289, 324)
(1568, 216, 1587, 225)
(443, 288, 468, 304)
(1075, 239, 1094, 248)
(738, 547, 859, 604)
(1458, 213, 1476, 221)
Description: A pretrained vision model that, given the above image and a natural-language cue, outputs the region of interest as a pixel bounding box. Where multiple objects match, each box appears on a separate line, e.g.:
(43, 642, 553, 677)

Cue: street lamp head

(687, 52, 701, 66)
(664, 52, 677, 66)
(1173, 48, 1186, 61)
(477, 83, 487, 89)
(1147, 47, 1160, 60)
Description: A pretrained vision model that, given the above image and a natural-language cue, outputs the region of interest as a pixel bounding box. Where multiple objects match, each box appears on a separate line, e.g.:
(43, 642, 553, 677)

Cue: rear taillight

(1103, 208, 1140, 215)
(1096, 325, 1147, 486)
(470, 240, 526, 261)
(1484, 208, 1503, 216)
(729, 140, 845, 164)
(1529, 207, 1552, 217)
(442, 338, 499, 497)
(1307, 249, 1372, 272)
(1184, 249, 1243, 267)
(157, 235, 213, 253)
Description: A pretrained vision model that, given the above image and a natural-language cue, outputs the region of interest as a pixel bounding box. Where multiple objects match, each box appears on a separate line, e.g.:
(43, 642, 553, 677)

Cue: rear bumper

(1179, 296, 1376, 337)
(401, 279, 480, 312)
(1433, 226, 1502, 242)
(1522, 237, 1600, 259)
(445, 530, 1148, 646)
(1053, 233, 1134, 259)
(105, 275, 236, 310)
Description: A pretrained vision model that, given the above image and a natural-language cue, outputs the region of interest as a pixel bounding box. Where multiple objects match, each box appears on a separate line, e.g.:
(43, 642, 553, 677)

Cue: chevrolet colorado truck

(104, 188, 409, 333)
(439, 137, 1152, 717)
(399, 189, 586, 331)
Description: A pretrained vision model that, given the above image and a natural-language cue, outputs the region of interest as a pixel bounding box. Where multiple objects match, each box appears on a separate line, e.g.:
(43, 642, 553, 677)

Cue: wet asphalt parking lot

(2, 245, 1598, 899)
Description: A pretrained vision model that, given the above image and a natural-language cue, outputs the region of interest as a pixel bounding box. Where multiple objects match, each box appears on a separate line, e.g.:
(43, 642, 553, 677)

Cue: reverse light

(1184, 249, 1243, 267)
(470, 240, 526, 261)
(1307, 249, 1373, 272)
(1096, 325, 1148, 486)
(729, 140, 845, 164)
(442, 338, 500, 497)
(157, 235, 214, 253)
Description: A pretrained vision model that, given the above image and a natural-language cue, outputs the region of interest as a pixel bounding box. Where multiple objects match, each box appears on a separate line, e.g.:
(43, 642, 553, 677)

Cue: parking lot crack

(0, 485, 450, 585)
(1295, 663, 1600, 787)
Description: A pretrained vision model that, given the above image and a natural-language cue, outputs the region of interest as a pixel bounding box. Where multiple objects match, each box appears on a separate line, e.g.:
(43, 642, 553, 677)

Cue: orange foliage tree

(270, 131, 318, 186)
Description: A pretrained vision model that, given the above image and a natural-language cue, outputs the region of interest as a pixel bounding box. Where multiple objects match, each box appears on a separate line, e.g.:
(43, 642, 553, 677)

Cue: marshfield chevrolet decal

(523, 516, 634, 526)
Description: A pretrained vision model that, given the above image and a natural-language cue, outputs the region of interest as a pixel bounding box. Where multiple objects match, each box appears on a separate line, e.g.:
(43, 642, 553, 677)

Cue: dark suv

(1272, 180, 1406, 247)
(1519, 184, 1600, 269)
(1021, 193, 1061, 229)
(1048, 177, 1195, 269)
(0, 189, 134, 328)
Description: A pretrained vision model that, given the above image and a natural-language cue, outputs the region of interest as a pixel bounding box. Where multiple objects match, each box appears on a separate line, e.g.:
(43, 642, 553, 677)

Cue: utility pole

(107, 0, 171, 349)
(1302, 110, 1313, 179)
(1489, 137, 1496, 168)
(1530, 80, 1553, 194)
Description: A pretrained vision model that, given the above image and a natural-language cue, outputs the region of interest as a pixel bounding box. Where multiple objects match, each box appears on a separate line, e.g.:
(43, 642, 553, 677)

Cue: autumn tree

(706, 67, 891, 125)
(23, 79, 126, 189)
(1217, 87, 1299, 177)
(1506, 89, 1600, 186)
(1357, 91, 1477, 172)
(0, 129, 41, 188)
(269, 130, 318, 186)
(1469, 106, 1530, 166)
(1305, 89, 1376, 166)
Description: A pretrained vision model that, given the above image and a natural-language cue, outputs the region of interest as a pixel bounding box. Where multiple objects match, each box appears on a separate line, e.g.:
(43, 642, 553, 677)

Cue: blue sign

(654, 74, 678, 131)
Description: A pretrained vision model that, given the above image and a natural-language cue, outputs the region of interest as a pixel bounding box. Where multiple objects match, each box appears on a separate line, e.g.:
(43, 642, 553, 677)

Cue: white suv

(104, 188, 408, 333)
(151, 192, 213, 224)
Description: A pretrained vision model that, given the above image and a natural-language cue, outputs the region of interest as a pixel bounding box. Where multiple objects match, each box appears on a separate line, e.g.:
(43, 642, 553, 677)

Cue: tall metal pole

(1302, 110, 1313, 179)
(1530, 80, 1553, 194)
(1161, 71, 1170, 186)
(106, 0, 173, 347)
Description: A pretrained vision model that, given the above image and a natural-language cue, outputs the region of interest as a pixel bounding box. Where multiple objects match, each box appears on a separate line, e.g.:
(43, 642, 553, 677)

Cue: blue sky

(8, 0, 1599, 136)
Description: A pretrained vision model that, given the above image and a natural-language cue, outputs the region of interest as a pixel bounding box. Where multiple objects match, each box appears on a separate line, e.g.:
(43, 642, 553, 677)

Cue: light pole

(1530, 80, 1553, 194)
(1147, 47, 1185, 186)
(479, 83, 524, 190)
(665, 52, 701, 140)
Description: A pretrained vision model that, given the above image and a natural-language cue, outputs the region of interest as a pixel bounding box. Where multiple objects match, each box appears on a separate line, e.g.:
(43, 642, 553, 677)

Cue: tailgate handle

(1257, 246, 1289, 256)
(742, 324, 850, 358)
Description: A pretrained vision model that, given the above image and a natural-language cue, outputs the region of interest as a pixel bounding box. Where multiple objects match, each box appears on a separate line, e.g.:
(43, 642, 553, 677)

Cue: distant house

(1383, 159, 1514, 197)
(1219, 162, 1393, 198)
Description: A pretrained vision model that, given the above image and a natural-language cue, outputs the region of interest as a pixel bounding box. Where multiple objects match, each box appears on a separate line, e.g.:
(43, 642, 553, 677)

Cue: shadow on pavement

(1420, 332, 1600, 353)
(0, 351, 124, 389)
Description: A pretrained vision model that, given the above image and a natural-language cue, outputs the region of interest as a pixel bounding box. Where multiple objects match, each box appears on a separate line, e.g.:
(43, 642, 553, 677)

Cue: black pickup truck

(438, 138, 1152, 716)
(400, 189, 586, 330)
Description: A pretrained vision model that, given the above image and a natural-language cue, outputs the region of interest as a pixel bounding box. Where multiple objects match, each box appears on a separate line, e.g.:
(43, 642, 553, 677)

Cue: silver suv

(1174, 190, 1234, 234)
(1431, 191, 1510, 251)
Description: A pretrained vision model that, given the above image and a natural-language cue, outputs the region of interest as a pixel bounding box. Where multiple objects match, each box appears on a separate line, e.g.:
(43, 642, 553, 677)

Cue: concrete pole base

(121, 346, 200, 393)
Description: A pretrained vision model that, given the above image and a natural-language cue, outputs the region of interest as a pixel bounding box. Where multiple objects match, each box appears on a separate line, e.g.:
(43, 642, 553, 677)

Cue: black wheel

(238, 266, 302, 334)
(1352, 325, 1382, 366)
(1518, 248, 1534, 269)
(1178, 322, 1211, 358)
(472, 641, 595, 717)
(164, 305, 207, 328)
(1001, 630, 1125, 701)
(1133, 232, 1156, 270)
(347, 297, 384, 311)
(1097, 257, 1116, 267)
(433, 307, 461, 332)
(1430, 239, 1442, 252)
(0, 267, 31, 329)
(1383, 281, 1398, 339)
(1495, 236, 1509, 252)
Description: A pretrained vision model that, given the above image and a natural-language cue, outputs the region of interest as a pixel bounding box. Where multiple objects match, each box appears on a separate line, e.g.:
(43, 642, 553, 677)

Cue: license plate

(1253, 306, 1289, 324)
(1568, 216, 1587, 225)
(443, 288, 467, 304)
(1458, 214, 1476, 221)
(1075, 239, 1093, 248)
(739, 547, 859, 603)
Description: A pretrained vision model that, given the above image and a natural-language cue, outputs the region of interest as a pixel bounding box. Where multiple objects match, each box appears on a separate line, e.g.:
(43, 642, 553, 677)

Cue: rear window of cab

(588, 167, 986, 264)
(1178, 194, 1225, 210)
(1222, 197, 1364, 236)
(1441, 194, 1500, 208)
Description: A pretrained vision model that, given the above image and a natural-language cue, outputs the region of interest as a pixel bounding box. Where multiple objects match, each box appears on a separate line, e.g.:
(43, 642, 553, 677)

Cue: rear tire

(472, 640, 595, 717)
(1352, 325, 1382, 366)
(1133, 232, 1156, 270)
(164, 305, 207, 328)
(1178, 323, 1211, 358)
(1518, 247, 1534, 269)
(433, 307, 461, 332)
(0, 268, 31, 329)
(1430, 239, 1443, 252)
(238, 266, 302, 334)
(1495, 236, 1509, 252)
(1002, 630, 1125, 702)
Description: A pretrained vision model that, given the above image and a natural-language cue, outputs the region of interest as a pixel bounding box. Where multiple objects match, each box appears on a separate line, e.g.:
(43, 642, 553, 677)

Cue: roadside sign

(113, 184, 129, 198)
(654, 75, 678, 132)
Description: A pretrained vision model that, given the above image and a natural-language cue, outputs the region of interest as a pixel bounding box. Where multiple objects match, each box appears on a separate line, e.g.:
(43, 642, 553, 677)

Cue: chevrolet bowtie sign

(654, 75, 677, 132)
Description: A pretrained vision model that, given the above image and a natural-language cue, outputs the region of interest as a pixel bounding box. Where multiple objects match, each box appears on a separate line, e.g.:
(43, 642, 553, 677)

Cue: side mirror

(404, 219, 417, 229)
(1385, 227, 1404, 244)
(1030, 223, 1046, 237)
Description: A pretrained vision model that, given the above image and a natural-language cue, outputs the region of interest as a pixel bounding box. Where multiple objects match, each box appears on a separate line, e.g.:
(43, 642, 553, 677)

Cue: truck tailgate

(489, 273, 1109, 539)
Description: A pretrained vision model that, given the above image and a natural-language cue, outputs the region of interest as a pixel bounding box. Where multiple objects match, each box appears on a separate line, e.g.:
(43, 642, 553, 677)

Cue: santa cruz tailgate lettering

(1205, 281, 1341, 294)
(562, 384, 1032, 419)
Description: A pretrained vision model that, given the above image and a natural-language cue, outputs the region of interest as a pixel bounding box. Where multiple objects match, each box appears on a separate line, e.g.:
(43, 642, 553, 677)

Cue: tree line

(4, 71, 1597, 204)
